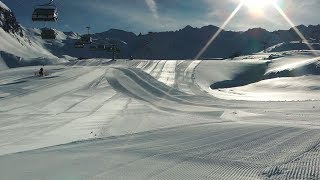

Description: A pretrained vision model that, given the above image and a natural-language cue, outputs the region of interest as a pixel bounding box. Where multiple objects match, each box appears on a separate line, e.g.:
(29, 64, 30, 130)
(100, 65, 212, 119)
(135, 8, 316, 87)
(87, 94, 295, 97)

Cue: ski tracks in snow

(1, 59, 320, 179)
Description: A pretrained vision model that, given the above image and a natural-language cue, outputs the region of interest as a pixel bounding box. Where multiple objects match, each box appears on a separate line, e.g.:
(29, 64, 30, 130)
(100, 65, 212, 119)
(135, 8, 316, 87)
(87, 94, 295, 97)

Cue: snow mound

(196, 51, 320, 101)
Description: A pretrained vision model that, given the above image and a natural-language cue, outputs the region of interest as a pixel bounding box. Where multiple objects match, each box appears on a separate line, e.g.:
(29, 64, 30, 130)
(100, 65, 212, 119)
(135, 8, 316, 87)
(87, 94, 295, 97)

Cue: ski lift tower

(86, 26, 91, 35)
(112, 44, 116, 61)
(110, 44, 120, 61)
(106, 39, 121, 61)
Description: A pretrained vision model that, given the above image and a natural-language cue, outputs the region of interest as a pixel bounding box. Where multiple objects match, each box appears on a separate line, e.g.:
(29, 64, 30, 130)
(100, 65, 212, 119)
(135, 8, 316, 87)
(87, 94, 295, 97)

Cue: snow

(267, 41, 320, 53)
(0, 27, 61, 69)
(0, 2, 62, 68)
(0, 51, 320, 179)
(0, 1, 10, 11)
(1, 2, 319, 178)
(194, 51, 320, 101)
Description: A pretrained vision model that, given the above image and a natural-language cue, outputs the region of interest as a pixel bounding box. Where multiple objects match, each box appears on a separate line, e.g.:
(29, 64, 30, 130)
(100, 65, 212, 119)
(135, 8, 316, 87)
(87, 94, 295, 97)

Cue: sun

(242, 0, 276, 9)
(241, 0, 278, 16)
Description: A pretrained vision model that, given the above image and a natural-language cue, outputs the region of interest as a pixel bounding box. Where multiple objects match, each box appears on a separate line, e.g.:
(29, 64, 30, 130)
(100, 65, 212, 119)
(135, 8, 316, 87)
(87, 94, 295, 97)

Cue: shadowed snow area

(1, 51, 320, 179)
(200, 51, 320, 101)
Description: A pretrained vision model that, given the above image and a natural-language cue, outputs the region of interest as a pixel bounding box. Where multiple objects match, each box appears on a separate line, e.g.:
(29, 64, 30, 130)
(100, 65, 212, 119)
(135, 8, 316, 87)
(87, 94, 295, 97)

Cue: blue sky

(2, 0, 320, 34)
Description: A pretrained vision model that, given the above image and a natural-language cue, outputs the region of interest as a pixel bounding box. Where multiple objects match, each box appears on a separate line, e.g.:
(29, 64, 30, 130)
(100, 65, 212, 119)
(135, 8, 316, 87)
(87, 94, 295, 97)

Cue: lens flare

(194, 0, 317, 59)
(242, 0, 278, 17)
(242, 0, 276, 9)
(194, 2, 244, 60)
(271, 2, 317, 55)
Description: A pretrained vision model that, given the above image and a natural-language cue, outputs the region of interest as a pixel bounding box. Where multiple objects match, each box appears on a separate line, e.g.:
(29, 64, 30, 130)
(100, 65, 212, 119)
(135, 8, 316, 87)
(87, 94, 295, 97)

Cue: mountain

(0, 1, 22, 36)
(0, 1, 60, 69)
(86, 25, 320, 59)
(83, 25, 320, 59)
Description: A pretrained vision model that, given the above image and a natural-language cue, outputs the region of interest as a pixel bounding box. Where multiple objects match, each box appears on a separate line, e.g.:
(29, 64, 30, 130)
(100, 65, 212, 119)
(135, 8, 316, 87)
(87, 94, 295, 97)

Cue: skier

(39, 67, 44, 76)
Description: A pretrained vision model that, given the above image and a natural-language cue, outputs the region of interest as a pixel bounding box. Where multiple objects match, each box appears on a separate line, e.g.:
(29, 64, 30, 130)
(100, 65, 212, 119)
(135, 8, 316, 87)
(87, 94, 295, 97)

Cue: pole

(86, 26, 90, 35)
(112, 44, 115, 61)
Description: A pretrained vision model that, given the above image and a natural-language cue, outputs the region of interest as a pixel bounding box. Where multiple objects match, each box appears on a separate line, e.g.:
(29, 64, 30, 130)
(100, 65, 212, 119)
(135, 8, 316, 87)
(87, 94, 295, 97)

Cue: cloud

(145, 0, 159, 19)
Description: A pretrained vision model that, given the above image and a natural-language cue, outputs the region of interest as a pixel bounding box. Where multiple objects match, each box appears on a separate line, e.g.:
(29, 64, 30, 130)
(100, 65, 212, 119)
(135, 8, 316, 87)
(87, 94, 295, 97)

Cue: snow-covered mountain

(0, 1, 61, 69)
(65, 25, 320, 59)
(121, 25, 320, 59)
(30, 25, 320, 60)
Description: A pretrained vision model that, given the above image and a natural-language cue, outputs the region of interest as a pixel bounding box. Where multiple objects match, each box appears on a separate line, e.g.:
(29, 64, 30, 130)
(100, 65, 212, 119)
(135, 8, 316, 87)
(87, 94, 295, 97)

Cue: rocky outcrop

(0, 4, 23, 37)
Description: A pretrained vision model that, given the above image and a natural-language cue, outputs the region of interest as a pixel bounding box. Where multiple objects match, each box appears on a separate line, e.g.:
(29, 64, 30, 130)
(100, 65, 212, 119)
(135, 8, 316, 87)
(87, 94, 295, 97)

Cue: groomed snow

(0, 52, 320, 179)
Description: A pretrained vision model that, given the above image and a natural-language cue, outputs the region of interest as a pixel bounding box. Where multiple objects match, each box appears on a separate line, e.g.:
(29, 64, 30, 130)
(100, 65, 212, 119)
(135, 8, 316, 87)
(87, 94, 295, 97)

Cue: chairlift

(41, 28, 56, 39)
(80, 35, 93, 44)
(74, 41, 85, 48)
(32, 0, 58, 22)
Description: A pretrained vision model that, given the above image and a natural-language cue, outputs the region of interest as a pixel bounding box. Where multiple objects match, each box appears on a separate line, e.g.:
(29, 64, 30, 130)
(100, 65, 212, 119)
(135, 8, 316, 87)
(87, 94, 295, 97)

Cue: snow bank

(195, 51, 320, 101)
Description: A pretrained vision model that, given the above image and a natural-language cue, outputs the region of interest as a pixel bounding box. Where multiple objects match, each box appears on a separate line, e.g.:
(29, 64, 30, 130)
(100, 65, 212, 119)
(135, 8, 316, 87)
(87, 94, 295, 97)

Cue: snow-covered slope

(1, 1, 320, 179)
(196, 51, 320, 101)
(0, 28, 58, 60)
(267, 41, 320, 52)
(0, 51, 320, 179)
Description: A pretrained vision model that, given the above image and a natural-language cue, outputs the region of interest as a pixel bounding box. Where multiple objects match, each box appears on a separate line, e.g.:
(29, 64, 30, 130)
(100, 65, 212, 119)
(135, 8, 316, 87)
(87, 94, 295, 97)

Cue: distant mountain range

(96, 25, 320, 59)
(49, 24, 320, 60)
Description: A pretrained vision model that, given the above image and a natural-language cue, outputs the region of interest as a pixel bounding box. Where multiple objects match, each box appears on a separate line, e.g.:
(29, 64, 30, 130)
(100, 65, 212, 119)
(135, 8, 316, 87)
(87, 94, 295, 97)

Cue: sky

(2, 0, 320, 35)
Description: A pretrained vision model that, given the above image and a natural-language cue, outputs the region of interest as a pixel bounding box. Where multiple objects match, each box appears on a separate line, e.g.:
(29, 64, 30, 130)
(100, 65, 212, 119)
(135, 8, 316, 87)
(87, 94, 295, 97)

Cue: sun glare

(241, 0, 277, 16)
(194, 0, 316, 59)
(242, 0, 276, 9)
